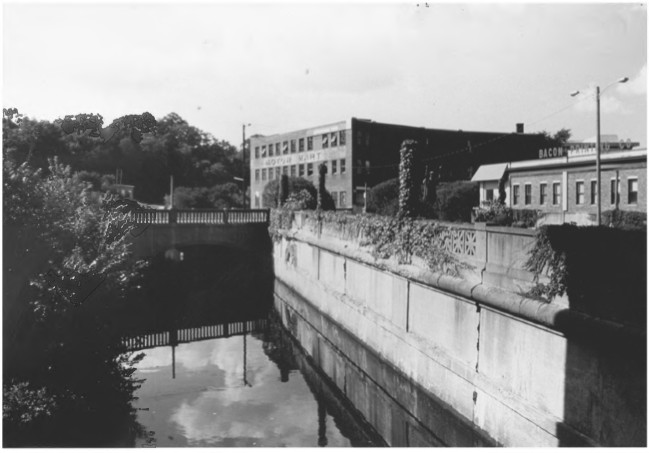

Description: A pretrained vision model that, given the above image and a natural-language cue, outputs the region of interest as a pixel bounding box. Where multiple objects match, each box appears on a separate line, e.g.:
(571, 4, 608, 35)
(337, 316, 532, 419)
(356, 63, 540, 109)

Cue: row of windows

(254, 159, 347, 182)
(510, 177, 639, 206)
(254, 131, 346, 159)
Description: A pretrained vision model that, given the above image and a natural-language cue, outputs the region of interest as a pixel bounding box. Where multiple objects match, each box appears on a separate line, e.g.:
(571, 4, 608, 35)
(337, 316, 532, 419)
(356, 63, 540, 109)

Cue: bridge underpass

(124, 209, 271, 258)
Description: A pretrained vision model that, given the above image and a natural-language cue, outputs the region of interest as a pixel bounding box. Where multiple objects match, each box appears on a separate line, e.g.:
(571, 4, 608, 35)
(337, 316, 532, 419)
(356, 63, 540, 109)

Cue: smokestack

(516, 123, 524, 134)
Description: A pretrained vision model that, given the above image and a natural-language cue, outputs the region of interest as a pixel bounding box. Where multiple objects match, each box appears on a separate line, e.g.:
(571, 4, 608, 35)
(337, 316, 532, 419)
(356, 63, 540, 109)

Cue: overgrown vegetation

(270, 209, 463, 276)
(3, 112, 150, 446)
(601, 209, 647, 230)
(473, 201, 540, 228)
(398, 140, 420, 218)
(525, 225, 646, 325)
(262, 176, 334, 210)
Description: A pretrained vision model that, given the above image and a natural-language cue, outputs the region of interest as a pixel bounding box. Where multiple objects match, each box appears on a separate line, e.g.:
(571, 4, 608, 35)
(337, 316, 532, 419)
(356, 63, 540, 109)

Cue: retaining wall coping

(277, 228, 645, 343)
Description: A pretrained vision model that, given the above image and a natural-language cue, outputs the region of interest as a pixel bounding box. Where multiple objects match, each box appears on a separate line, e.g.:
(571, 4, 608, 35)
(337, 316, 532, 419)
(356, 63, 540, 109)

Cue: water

(130, 324, 380, 447)
(118, 245, 383, 447)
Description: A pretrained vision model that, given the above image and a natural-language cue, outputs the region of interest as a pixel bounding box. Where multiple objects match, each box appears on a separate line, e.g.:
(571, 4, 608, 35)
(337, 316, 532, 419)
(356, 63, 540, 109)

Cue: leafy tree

(262, 176, 334, 209)
(367, 178, 399, 216)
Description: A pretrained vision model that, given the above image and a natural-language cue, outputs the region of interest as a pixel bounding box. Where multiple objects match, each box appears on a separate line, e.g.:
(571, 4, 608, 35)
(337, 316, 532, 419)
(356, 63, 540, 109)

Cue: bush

(173, 183, 243, 209)
(601, 209, 646, 230)
(473, 200, 513, 225)
(367, 178, 399, 216)
(525, 224, 646, 325)
(262, 177, 334, 210)
(284, 189, 316, 210)
(434, 181, 479, 222)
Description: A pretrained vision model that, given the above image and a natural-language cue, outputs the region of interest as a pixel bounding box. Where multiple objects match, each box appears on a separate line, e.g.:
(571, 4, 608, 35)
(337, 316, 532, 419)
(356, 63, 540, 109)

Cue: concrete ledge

(277, 229, 645, 345)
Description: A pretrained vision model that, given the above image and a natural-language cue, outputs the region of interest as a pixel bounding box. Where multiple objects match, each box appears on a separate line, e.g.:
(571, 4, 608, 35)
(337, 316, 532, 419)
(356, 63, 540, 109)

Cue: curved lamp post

(570, 77, 629, 225)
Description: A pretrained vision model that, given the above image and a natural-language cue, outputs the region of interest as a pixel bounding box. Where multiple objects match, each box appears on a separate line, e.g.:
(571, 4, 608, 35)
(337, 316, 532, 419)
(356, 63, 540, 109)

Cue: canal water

(120, 245, 384, 447)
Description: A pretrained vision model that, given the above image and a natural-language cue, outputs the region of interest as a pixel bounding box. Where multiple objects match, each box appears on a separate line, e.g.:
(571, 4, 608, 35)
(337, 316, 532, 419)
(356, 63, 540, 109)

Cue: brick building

(472, 140, 646, 225)
(249, 118, 552, 208)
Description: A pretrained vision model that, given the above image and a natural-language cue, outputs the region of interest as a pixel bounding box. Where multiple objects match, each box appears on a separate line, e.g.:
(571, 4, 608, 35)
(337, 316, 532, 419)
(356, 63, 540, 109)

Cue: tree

(262, 177, 334, 209)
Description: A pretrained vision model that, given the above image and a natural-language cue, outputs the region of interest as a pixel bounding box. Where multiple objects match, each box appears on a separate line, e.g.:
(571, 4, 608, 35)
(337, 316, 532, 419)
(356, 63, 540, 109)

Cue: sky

(3, 2, 647, 148)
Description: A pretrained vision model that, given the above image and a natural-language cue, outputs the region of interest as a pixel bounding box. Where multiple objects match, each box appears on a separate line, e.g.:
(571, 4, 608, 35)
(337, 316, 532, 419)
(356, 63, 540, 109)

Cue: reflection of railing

(123, 319, 267, 351)
(127, 209, 270, 225)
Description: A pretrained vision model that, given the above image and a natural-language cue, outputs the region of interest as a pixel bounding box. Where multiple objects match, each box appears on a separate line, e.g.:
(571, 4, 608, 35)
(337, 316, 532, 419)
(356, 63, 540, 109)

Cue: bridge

(123, 318, 268, 351)
(124, 209, 271, 257)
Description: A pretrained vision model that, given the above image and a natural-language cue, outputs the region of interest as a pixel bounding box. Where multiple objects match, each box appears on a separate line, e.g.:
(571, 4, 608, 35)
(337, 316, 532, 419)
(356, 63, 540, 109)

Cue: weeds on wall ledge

(269, 208, 464, 278)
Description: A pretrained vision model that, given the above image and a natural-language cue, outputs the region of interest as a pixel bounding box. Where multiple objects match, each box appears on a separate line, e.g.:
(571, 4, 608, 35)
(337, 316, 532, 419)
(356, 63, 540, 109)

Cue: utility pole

(242, 123, 251, 208)
(170, 175, 174, 209)
(595, 86, 601, 226)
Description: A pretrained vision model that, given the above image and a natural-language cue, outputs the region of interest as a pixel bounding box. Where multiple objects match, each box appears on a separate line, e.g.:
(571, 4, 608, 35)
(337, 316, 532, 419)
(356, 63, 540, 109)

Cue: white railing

(127, 209, 270, 225)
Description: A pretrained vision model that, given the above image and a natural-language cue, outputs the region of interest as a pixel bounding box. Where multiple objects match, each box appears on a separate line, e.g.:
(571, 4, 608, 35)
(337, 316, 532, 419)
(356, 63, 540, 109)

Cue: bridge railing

(127, 209, 269, 225)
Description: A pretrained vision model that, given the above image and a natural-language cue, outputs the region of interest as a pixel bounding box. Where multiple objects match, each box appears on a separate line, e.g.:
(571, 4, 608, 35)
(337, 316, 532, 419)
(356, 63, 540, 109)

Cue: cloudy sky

(3, 2, 646, 147)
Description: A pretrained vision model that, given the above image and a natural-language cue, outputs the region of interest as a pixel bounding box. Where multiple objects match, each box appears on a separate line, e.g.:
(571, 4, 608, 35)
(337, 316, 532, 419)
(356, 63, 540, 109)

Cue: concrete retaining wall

(273, 228, 646, 447)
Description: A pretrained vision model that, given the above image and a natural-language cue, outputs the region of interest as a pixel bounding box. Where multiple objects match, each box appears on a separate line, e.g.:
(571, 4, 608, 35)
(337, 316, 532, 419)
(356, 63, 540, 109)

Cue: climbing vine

(524, 226, 568, 301)
(270, 209, 463, 277)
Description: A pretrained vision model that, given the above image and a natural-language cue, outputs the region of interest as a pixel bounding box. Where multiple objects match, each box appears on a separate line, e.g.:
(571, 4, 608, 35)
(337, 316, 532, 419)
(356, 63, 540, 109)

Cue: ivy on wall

(270, 209, 462, 277)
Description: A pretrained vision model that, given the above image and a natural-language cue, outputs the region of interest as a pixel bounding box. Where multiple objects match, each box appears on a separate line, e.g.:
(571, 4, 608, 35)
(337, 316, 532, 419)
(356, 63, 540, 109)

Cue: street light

(570, 77, 629, 225)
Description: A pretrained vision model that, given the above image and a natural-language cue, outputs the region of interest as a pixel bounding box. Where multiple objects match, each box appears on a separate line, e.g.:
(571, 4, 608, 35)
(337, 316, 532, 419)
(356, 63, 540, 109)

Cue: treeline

(2, 112, 243, 206)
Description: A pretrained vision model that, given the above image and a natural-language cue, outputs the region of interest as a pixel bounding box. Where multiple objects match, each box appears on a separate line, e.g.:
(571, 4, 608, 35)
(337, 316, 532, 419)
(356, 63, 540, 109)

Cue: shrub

(601, 209, 646, 230)
(262, 176, 334, 210)
(511, 209, 541, 228)
(473, 200, 513, 225)
(367, 178, 399, 216)
(525, 224, 646, 325)
(284, 189, 316, 210)
(434, 181, 479, 222)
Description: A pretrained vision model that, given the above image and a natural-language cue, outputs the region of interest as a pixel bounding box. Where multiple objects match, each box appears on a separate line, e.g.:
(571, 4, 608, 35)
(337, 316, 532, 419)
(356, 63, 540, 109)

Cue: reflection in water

(118, 245, 381, 447)
(131, 325, 381, 447)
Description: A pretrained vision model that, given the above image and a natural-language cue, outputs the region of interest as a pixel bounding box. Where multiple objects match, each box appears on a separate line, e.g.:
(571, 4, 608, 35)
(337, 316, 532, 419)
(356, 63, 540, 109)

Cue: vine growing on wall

(269, 208, 463, 277)
(524, 226, 568, 301)
(398, 139, 419, 219)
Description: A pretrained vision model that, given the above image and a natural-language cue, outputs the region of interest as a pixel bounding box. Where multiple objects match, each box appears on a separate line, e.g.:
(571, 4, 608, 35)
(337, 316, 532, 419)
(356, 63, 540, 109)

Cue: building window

(340, 159, 346, 174)
(590, 180, 598, 205)
(540, 183, 547, 205)
(330, 132, 338, 147)
(261, 168, 267, 181)
(299, 164, 305, 177)
(255, 169, 260, 181)
(331, 191, 337, 207)
(261, 145, 267, 157)
(290, 139, 296, 154)
(332, 160, 337, 174)
(524, 184, 532, 205)
(339, 191, 346, 208)
(628, 178, 638, 204)
(322, 134, 329, 149)
(275, 167, 281, 180)
(552, 182, 561, 205)
(307, 136, 313, 151)
(486, 188, 494, 201)
(282, 141, 289, 155)
(282, 166, 288, 175)
(277, 143, 282, 155)
(255, 193, 260, 208)
(339, 130, 346, 145)
(356, 131, 363, 145)
(513, 185, 520, 205)
(290, 165, 296, 177)
(610, 178, 620, 205)
(576, 181, 584, 205)
(255, 146, 260, 159)
(299, 138, 305, 152)
(269, 144, 274, 156)
(307, 163, 313, 176)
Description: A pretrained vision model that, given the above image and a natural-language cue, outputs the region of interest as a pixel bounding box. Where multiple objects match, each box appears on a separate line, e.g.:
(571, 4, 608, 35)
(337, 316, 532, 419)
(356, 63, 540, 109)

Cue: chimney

(516, 123, 524, 134)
